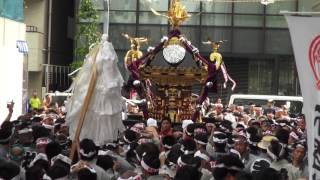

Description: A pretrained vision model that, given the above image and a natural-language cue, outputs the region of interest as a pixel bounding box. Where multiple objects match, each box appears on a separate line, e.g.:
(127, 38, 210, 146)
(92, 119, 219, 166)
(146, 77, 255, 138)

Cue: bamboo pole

(69, 45, 100, 161)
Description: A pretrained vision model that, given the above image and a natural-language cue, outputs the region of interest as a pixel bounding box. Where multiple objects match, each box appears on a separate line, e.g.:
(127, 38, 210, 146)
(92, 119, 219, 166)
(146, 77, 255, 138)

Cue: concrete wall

(24, 0, 48, 34)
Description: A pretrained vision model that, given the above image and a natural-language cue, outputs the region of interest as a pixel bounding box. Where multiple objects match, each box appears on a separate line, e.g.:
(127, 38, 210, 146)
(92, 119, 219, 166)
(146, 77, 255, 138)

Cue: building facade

(24, 0, 75, 98)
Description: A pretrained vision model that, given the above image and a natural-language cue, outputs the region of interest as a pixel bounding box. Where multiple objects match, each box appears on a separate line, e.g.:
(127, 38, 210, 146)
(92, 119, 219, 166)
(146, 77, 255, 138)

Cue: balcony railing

(43, 64, 72, 92)
(26, 25, 38, 32)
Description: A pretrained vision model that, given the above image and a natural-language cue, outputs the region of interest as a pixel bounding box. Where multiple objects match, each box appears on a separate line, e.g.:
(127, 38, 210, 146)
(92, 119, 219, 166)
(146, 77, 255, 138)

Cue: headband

(295, 143, 306, 149)
(29, 153, 48, 167)
(214, 163, 242, 171)
(290, 132, 299, 141)
(194, 150, 210, 161)
(212, 137, 227, 144)
(194, 139, 207, 145)
(98, 150, 111, 156)
(106, 143, 117, 148)
(51, 154, 71, 165)
(266, 143, 285, 161)
(163, 144, 173, 149)
(42, 123, 54, 130)
(43, 174, 68, 180)
(18, 128, 32, 134)
(79, 149, 96, 158)
(141, 158, 159, 174)
(83, 165, 97, 174)
(177, 157, 187, 167)
(123, 135, 133, 144)
(117, 174, 142, 180)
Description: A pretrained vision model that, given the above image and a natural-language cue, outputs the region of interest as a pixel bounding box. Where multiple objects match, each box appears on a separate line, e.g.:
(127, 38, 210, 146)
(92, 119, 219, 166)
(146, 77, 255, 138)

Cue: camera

(6, 100, 14, 108)
(21, 151, 37, 168)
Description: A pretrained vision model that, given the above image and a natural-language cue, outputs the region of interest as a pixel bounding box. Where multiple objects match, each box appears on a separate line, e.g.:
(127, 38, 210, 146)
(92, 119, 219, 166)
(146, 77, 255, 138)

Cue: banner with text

(286, 15, 320, 180)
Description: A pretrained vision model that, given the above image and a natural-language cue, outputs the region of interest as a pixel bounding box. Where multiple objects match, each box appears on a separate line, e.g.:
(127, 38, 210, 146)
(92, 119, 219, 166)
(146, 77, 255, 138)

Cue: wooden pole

(69, 45, 100, 161)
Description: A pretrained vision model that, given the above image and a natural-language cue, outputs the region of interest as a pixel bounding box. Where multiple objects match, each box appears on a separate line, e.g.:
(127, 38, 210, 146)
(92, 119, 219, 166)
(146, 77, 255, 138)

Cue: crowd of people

(0, 95, 308, 180)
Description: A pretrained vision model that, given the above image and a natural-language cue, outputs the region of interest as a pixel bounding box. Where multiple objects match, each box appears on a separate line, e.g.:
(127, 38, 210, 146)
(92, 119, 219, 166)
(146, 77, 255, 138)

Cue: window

(266, 1, 296, 15)
(278, 57, 296, 96)
(202, 2, 232, 13)
(109, 25, 137, 50)
(266, 16, 287, 28)
(137, 25, 168, 49)
(234, 15, 264, 27)
(110, 0, 136, 10)
(180, 0, 200, 12)
(265, 29, 292, 54)
(248, 59, 274, 94)
(234, 3, 264, 14)
(139, 12, 168, 24)
(108, 11, 136, 24)
(139, 0, 168, 11)
(202, 14, 232, 26)
(200, 27, 232, 53)
(233, 29, 264, 54)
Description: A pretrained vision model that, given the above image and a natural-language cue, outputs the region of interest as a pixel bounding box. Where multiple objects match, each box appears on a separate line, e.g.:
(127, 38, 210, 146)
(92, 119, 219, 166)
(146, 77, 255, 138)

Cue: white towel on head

(182, 119, 193, 129)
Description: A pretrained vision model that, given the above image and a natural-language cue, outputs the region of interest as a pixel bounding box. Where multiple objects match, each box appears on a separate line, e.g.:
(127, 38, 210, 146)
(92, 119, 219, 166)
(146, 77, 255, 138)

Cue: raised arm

(2, 102, 13, 126)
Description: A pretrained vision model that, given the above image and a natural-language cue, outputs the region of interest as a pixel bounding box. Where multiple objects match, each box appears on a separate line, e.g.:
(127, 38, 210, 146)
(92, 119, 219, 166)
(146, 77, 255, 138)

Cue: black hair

(123, 129, 138, 143)
(33, 159, 50, 171)
(269, 139, 286, 161)
(212, 155, 244, 180)
(47, 159, 70, 179)
(174, 165, 201, 180)
(214, 142, 227, 153)
(246, 127, 258, 136)
(142, 153, 160, 176)
(182, 139, 196, 153)
(125, 142, 139, 165)
(0, 159, 20, 180)
(180, 154, 195, 167)
(194, 133, 208, 145)
(162, 135, 176, 150)
(78, 168, 97, 180)
(253, 168, 281, 180)
(185, 123, 195, 137)
(32, 125, 50, 141)
(236, 172, 253, 180)
(275, 128, 289, 145)
(79, 139, 97, 161)
(25, 165, 45, 180)
(0, 121, 13, 130)
(45, 141, 62, 160)
(0, 128, 13, 145)
(166, 146, 183, 166)
(96, 155, 115, 171)
(135, 142, 160, 160)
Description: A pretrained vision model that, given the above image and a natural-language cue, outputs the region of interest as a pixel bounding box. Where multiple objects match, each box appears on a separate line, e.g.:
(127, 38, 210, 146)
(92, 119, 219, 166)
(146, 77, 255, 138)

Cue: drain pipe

(46, 0, 53, 92)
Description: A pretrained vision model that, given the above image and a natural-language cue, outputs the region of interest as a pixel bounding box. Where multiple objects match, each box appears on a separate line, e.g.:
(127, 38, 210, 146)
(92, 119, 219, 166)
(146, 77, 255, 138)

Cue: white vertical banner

(285, 15, 320, 180)
(0, 47, 23, 124)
